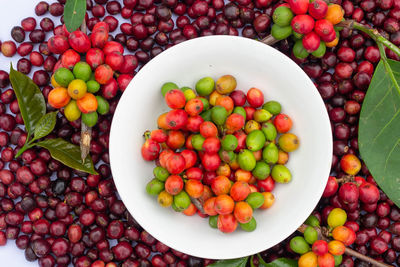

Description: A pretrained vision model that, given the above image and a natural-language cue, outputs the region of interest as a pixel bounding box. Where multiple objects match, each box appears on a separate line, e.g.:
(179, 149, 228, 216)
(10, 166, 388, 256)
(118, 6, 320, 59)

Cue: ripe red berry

(165, 89, 186, 109)
(47, 35, 70, 54)
(291, 15, 315, 34)
(141, 139, 160, 161)
(302, 32, 321, 52)
(86, 48, 105, 69)
(165, 109, 188, 130)
(312, 240, 329, 256)
(322, 176, 338, 197)
(166, 154, 186, 174)
(314, 19, 335, 40)
(94, 64, 113, 85)
(308, 0, 328, 19)
(68, 30, 91, 53)
(105, 51, 124, 71)
(201, 153, 221, 171)
(61, 49, 80, 69)
(103, 41, 124, 55)
(339, 182, 359, 204)
(288, 0, 309, 14)
(359, 182, 380, 204)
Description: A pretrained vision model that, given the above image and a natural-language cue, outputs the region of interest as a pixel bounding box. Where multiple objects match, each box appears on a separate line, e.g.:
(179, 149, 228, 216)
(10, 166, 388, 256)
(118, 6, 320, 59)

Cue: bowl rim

(110, 35, 333, 259)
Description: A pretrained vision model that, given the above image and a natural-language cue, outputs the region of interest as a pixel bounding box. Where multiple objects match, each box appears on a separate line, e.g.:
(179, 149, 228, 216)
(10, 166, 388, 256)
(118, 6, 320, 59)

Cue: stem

(297, 224, 393, 267)
(14, 143, 32, 158)
(79, 19, 92, 162)
(80, 123, 92, 163)
(257, 254, 269, 266)
(190, 197, 205, 214)
(250, 255, 256, 267)
(260, 35, 279, 46)
(338, 20, 400, 59)
(335, 175, 355, 184)
(344, 248, 393, 267)
(377, 42, 400, 95)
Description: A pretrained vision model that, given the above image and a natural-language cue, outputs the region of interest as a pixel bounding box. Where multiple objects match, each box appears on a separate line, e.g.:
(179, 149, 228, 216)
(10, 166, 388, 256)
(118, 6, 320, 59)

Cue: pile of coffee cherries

(0, 0, 398, 266)
(271, 0, 345, 59)
(290, 208, 356, 267)
(47, 21, 136, 126)
(142, 74, 300, 233)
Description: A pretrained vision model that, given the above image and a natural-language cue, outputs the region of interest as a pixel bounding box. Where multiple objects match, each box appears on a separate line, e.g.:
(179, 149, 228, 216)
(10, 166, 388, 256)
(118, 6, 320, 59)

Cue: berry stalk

(344, 20, 400, 59)
(260, 35, 280, 46)
(79, 19, 91, 162)
(297, 224, 393, 267)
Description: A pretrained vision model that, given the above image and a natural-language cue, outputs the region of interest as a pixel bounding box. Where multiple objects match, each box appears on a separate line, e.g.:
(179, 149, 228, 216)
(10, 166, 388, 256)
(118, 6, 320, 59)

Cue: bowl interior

(110, 36, 332, 259)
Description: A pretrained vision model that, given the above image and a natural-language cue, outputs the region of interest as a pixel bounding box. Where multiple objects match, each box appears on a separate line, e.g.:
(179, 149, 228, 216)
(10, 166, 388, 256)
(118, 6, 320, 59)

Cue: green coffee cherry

(73, 62, 92, 81)
(311, 41, 327, 58)
(54, 68, 74, 87)
(211, 106, 228, 126)
(146, 179, 165, 195)
(173, 191, 191, 211)
(200, 109, 212, 121)
(261, 122, 278, 141)
(262, 101, 281, 115)
(271, 164, 292, 183)
(209, 215, 218, 228)
(246, 192, 264, 209)
(252, 161, 271, 180)
(195, 77, 215, 96)
(238, 149, 256, 171)
(334, 255, 343, 266)
(263, 143, 279, 164)
(293, 40, 309, 59)
(153, 166, 169, 182)
(191, 134, 205, 151)
(253, 109, 272, 123)
(290, 236, 310, 254)
(239, 217, 257, 232)
(221, 135, 238, 151)
(305, 215, 320, 227)
(271, 24, 293, 40)
(304, 226, 318, 245)
(87, 80, 100, 93)
(96, 96, 110, 115)
(272, 6, 294, 26)
(246, 130, 266, 152)
(82, 112, 98, 127)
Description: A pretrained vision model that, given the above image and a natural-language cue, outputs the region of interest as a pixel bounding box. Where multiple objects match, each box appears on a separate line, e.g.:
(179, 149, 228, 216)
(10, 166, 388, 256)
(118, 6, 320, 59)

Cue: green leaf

(359, 59, 400, 208)
(64, 0, 87, 32)
(35, 138, 98, 175)
(208, 257, 248, 267)
(33, 112, 58, 142)
(9, 65, 46, 137)
(258, 255, 298, 267)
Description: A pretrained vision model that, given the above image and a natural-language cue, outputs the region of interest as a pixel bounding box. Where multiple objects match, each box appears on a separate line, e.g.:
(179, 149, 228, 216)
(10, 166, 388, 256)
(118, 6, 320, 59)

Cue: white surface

(0, 1, 52, 266)
(110, 35, 333, 259)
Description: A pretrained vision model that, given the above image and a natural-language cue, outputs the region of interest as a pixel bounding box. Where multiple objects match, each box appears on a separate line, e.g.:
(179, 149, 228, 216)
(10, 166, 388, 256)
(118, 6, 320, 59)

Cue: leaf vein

(364, 83, 392, 120)
(372, 108, 400, 145)
(384, 138, 400, 173)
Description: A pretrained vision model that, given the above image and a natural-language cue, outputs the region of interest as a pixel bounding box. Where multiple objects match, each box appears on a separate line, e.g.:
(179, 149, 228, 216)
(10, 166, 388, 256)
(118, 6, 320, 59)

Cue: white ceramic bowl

(110, 35, 332, 260)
